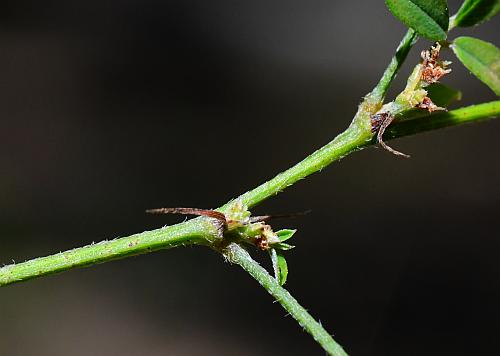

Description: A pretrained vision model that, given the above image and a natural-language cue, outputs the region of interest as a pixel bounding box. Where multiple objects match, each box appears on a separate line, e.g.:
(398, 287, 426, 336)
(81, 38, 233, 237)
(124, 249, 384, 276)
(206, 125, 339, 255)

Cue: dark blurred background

(0, 1, 498, 355)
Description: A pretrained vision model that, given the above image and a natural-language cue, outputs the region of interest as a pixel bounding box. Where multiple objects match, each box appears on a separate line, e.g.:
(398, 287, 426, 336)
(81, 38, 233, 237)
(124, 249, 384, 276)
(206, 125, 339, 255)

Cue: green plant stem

(223, 243, 348, 356)
(0, 217, 220, 286)
(235, 122, 370, 209)
(388, 101, 500, 138)
(370, 29, 418, 103)
(237, 101, 499, 209)
(231, 29, 418, 210)
(1, 102, 498, 356)
(0, 21, 495, 355)
(1, 102, 498, 288)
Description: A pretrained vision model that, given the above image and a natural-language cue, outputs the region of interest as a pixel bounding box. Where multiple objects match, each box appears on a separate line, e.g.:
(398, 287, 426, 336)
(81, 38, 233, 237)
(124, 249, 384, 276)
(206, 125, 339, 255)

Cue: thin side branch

(223, 243, 348, 356)
(370, 29, 417, 103)
(389, 101, 500, 139)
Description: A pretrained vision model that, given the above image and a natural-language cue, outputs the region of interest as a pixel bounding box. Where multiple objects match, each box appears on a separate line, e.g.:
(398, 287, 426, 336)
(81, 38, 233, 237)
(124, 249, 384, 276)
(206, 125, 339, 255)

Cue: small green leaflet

(385, 0, 449, 40)
(276, 229, 296, 242)
(452, 0, 500, 27)
(427, 83, 462, 107)
(452, 37, 500, 96)
(269, 248, 288, 285)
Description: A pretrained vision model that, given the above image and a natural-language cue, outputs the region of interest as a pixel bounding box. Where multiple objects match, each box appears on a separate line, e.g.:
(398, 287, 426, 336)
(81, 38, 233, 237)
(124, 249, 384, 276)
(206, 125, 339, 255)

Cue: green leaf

(452, 0, 500, 27)
(426, 83, 462, 107)
(274, 242, 295, 251)
(275, 229, 296, 242)
(452, 37, 500, 96)
(385, 0, 449, 40)
(269, 249, 288, 285)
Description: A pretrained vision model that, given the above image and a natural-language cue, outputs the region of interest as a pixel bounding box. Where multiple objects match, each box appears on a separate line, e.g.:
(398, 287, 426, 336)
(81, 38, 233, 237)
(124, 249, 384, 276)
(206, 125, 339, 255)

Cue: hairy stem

(1, 30, 419, 287)
(238, 101, 499, 209)
(231, 29, 418, 209)
(1, 102, 498, 288)
(0, 217, 220, 286)
(388, 101, 500, 139)
(235, 121, 370, 209)
(370, 29, 418, 104)
(0, 20, 496, 355)
(223, 243, 348, 356)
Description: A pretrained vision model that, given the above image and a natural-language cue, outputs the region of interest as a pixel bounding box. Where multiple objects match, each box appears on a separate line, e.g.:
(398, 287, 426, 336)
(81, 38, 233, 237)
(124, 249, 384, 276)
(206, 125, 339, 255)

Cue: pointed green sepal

(269, 248, 289, 285)
(275, 229, 297, 242)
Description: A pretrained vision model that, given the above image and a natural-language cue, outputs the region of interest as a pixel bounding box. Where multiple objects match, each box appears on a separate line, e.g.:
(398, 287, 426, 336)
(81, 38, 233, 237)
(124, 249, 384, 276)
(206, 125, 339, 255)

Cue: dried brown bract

(146, 207, 227, 222)
(146, 207, 227, 237)
(371, 112, 410, 158)
(417, 96, 443, 112)
(371, 112, 390, 133)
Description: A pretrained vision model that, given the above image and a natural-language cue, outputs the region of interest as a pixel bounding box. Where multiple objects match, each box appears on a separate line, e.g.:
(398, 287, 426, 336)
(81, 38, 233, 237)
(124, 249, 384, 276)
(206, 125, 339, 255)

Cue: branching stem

(1, 22, 498, 355)
(1, 103, 497, 280)
(1, 101, 498, 353)
(229, 28, 418, 209)
(236, 100, 499, 208)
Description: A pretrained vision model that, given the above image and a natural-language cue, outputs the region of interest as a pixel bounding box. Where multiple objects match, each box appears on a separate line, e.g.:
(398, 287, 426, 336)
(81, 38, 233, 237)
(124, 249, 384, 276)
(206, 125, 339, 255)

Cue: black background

(1, 1, 499, 355)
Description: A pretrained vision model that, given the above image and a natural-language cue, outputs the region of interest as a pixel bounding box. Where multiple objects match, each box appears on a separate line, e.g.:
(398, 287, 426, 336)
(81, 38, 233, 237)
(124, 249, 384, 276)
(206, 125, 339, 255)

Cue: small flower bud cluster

(225, 199, 280, 250)
(370, 43, 452, 157)
(421, 43, 452, 85)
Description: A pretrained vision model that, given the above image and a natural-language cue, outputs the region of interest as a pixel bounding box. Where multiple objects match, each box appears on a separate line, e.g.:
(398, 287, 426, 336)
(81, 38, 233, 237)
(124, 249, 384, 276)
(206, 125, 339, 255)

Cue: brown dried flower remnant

(253, 224, 277, 250)
(418, 96, 441, 112)
(421, 43, 452, 84)
(371, 112, 391, 134)
(371, 112, 409, 158)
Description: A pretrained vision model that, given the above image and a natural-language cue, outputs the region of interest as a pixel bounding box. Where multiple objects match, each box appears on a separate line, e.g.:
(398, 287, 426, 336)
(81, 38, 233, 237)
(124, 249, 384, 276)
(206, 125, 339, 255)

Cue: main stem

(234, 102, 499, 210)
(223, 243, 348, 356)
(235, 123, 369, 209)
(233, 29, 418, 209)
(0, 217, 220, 286)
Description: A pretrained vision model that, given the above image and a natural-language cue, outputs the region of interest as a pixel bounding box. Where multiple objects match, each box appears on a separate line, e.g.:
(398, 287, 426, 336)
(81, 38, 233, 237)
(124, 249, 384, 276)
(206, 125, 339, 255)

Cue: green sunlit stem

(1, 102, 498, 288)
(369, 29, 418, 104)
(1, 29, 420, 287)
(233, 101, 499, 210)
(449, 15, 457, 31)
(0, 217, 220, 286)
(0, 22, 495, 354)
(0, 102, 498, 356)
(388, 101, 500, 139)
(228, 29, 418, 210)
(223, 243, 348, 356)
(234, 122, 370, 209)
